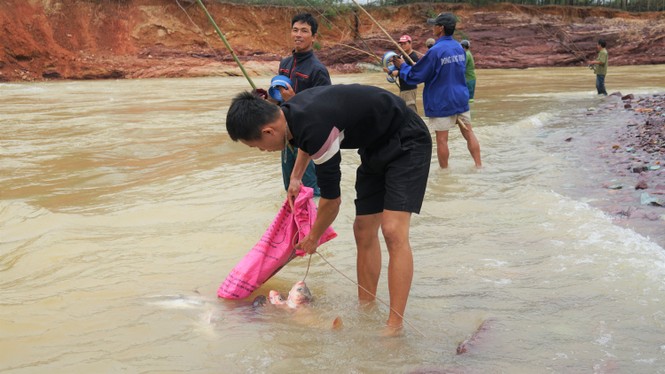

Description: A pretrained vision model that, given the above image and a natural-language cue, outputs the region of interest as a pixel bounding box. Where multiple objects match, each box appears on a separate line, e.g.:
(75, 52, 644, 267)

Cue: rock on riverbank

(587, 93, 665, 246)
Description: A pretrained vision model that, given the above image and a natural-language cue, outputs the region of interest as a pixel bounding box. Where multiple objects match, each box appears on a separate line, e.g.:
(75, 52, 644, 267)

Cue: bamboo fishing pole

(194, 0, 256, 90)
(347, 0, 414, 65)
(348, 0, 469, 130)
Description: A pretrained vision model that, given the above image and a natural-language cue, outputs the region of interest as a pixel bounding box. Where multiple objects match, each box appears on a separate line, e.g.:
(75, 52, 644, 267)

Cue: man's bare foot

(381, 323, 404, 337)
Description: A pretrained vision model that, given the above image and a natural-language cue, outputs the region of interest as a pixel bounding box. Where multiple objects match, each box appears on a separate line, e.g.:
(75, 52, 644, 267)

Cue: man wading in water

(276, 13, 331, 197)
(226, 84, 431, 335)
(394, 13, 482, 169)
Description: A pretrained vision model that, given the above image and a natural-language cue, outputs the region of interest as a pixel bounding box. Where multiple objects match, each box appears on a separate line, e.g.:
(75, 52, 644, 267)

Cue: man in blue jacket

(394, 13, 482, 169)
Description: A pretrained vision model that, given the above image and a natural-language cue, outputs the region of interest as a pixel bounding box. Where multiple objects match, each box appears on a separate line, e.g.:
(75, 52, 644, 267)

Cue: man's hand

(251, 88, 269, 100)
(278, 82, 295, 102)
(287, 179, 302, 209)
(295, 233, 319, 254)
(392, 56, 404, 67)
(383, 66, 399, 77)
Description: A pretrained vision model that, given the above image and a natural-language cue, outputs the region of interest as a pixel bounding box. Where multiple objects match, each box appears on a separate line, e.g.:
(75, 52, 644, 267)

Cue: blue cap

(268, 75, 292, 103)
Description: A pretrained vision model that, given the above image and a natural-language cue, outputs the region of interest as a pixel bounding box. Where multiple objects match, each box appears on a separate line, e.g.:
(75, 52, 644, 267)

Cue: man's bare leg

(381, 210, 413, 331)
(459, 121, 482, 168)
(354, 213, 382, 302)
(435, 130, 450, 168)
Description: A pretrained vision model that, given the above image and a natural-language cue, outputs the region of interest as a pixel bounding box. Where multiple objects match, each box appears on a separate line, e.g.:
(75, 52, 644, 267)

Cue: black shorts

(354, 111, 432, 215)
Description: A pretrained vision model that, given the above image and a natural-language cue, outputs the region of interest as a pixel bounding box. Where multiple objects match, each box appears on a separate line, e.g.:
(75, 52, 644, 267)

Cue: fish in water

(145, 294, 207, 309)
(268, 280, 312, 308)
(253, 280, 342, 330)
(456, 318, 495, 355)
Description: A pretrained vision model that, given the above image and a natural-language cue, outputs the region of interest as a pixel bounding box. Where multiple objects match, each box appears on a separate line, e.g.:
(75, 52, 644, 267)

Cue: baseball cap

(268, 75, 292, 103)
(461, 39, 470, 48)
(398, 35, 412, 43)
(427, 12, 456, 28)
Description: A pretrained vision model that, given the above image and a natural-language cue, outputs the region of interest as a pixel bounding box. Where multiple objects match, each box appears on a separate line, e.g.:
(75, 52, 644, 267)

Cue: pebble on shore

(593, 93, 665, 244)
(615, 93, 665, 200)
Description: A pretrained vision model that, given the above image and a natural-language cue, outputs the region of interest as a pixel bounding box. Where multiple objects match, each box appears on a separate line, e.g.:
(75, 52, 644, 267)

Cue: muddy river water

(1, 65, 665, 373)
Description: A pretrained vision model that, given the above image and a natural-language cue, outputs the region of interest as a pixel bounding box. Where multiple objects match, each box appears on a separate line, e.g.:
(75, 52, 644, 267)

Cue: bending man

(226, 84, 432, 334)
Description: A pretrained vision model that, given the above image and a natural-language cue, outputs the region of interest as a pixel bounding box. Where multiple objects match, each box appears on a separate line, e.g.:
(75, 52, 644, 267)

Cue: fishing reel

(385, 65, 398, 83)
(382, 51, 399, 84)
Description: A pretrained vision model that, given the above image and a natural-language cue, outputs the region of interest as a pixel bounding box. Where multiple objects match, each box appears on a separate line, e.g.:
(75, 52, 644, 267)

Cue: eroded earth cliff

(1, 0, 663, 81)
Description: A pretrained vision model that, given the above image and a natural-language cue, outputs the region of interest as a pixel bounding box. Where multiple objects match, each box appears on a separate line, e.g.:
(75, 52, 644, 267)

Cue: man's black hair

(291, 13, 318, 35)
(598, 39, 607, 48)
(226, 92, 281, 141)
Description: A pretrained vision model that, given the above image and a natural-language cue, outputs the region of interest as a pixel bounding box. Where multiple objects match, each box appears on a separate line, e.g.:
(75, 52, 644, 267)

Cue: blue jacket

(398, 36, 469, 117)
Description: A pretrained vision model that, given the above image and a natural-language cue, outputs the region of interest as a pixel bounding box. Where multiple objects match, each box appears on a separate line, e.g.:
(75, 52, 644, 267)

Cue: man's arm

(395, 53, 434, 86)
(287, 148, 312, 206)
(311, 67, 332, 87)
(588, 52, 607, 66)
(295, 196, 341, 254)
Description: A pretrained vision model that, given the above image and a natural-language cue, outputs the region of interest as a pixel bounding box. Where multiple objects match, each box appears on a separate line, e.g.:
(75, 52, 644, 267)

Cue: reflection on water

(1, 66, 665, 373)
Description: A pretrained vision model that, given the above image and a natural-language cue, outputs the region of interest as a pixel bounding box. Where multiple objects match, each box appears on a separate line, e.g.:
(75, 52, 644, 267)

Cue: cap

(425, 38, 435, 48)
(460, 39, 470, 48)
(268, 75, 292, 103)
(398, 35, 412, 43)
(427, 12, 457, 28)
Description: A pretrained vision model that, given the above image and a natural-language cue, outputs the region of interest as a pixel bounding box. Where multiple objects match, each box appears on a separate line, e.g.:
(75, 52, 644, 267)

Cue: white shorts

(428, 111, 471, 132)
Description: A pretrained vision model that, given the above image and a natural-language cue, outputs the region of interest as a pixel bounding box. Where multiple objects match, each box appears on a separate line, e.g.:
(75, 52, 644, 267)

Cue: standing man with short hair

(460, 39, 476, 103)
(226, 84, 432, 335)
(277, 13, 331, 196)
(394, 13, 482, 169)
(588, 39, 608, 96)
(384, 35, 420, 113)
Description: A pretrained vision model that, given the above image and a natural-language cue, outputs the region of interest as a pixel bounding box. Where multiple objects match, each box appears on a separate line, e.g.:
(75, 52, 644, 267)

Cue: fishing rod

(300, 0, 400, 86)
(193, 0, 257, 90)
(315, 252, 426, 337)
(295, 225, 424, 336)
(348, 0, 469, 130)
(301, 0, 381, 62)
(347, 0, 414, 65)
(330, 42, 380, 62)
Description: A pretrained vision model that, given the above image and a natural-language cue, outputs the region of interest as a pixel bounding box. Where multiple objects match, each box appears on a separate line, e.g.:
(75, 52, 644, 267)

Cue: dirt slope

(0, 0, 663, 82)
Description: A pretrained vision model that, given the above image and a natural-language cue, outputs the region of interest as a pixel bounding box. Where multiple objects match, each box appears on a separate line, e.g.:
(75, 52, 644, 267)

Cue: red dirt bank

(1, 0, 664, 82)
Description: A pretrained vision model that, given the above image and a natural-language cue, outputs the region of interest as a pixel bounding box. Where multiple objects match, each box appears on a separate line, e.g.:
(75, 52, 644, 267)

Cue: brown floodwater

(1, 65, 665, 373)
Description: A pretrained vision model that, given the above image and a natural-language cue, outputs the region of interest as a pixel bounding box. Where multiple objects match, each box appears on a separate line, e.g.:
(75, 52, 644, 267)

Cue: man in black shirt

(226, 84, 431, 334)
(385, 34, 420, 113)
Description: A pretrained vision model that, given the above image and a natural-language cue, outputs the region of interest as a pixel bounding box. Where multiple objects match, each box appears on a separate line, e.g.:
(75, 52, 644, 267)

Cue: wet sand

(574, 93, 665, 247)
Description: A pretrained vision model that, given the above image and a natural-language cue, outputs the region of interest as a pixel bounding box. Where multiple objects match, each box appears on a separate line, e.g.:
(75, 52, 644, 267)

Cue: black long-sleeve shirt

(398, 51, 419, 91)
(278, 49, 331, 93)
(281, 84, 410, 199)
